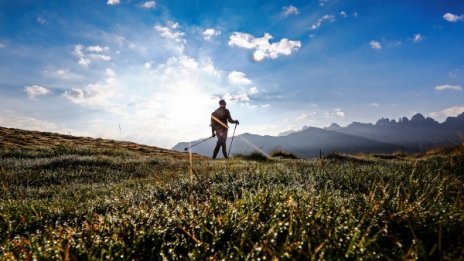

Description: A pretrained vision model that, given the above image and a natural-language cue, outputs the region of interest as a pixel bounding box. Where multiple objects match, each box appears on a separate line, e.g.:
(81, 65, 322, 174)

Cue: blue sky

(0, 0, 463, 148)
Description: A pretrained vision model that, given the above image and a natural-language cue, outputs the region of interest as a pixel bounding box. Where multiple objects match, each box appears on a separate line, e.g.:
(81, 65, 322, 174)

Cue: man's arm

(226, 110, 239, 125)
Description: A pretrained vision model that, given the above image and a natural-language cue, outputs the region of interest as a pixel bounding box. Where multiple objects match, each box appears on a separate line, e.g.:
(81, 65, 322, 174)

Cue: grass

(0, 127, 463, 259)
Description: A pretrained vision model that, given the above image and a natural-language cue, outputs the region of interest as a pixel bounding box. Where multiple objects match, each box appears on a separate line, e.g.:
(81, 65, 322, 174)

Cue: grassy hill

(1, 127, 463, 259)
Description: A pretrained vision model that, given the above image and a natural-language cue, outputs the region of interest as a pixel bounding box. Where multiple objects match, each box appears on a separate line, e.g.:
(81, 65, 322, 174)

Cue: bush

(234, 151, 270, 161)
(270, 150, 298, 159)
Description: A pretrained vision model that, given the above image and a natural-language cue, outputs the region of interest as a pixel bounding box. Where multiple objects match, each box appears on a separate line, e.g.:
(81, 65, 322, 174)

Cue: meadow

(0, 127, 463, 260)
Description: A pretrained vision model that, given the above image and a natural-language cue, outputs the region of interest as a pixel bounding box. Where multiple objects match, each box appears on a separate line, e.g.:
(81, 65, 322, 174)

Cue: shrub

(270, 150, 298, 159)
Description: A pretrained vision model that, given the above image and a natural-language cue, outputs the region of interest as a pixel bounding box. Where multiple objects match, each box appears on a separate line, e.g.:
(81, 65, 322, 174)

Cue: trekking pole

(184, 136, 214, 151)
(228, 123, 238, 156)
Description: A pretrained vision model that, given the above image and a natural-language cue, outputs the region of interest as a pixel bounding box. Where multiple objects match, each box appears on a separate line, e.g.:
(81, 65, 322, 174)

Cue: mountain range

(172, 113, 464, 158)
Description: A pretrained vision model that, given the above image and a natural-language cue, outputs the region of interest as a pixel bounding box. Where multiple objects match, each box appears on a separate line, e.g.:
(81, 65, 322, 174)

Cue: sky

(0, 0, 463, 149)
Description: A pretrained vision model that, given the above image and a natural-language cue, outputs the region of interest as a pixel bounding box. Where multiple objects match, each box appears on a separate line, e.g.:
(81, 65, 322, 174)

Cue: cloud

(141, 1, 156, 9)
(223, 92, 250, 103)
(228, 32, 301, 61)
(202, 28, 220, 40)
(429, 106, 464, 121)
(310, 14, 336, 30)
(0, 114, 62, 133)
(107, 0, 120, 5)
(340, 11, 348, 18)
(334, 108, 345, 118)
(144, 61, 153, 69)
(228, 71, 252, 85)
(37, 16, 46, 24)
(86, 45, 110, 52)
(370, 102, 380, 107)
(154, 21, 186, 53)
(73, 44, 111, 67)
(369, 40, 382, 49)
(443, 12, 464, 23)
(435, 84, 463, 91)
(0, 43, 6, 48)
(60, 55, 257, 147)
(319, 0, 329, 6)
(325, 108, 345, 119)
(24, 85, 50, 99)
(249, 86, 258, 94)
(282, 5, 299, 17)
(296, 111, 316, 121)
(413, 33, 424, 42)
(224, 86, 260, 104)
(63, 68, 118, 111)
(43, 69, 83, 81)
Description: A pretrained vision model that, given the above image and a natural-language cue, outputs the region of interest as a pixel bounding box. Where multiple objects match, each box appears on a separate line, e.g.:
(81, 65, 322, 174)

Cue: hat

(219, 99, 226, 106)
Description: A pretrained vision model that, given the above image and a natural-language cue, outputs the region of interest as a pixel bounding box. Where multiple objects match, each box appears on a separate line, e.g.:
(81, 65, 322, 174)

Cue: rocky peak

(410, 113, 426, 122)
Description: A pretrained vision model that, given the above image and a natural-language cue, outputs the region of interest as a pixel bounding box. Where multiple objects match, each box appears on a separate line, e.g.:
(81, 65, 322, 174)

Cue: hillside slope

(0, 126, 203, 160)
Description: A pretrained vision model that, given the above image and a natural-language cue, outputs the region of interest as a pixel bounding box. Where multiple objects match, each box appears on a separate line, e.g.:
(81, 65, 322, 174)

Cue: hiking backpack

(211, 108, 226, 130)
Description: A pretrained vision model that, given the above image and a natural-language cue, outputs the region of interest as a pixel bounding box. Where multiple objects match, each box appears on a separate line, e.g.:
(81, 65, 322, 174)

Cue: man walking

(211, 99, 239, 159)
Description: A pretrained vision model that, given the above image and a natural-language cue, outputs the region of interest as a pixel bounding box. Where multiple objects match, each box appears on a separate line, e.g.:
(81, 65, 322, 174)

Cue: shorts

(215, 128, 228, 146)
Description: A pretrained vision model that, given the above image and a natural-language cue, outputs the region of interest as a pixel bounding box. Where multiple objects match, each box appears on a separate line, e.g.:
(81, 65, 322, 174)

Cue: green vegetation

(1, 138, 463, 259)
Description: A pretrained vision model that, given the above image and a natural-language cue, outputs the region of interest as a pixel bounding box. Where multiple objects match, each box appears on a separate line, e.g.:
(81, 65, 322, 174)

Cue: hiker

(211, 99, 239, 159)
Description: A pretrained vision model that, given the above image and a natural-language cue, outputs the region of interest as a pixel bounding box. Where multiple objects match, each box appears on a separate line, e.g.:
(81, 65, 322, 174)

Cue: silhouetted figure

(211, 99, 239, 159)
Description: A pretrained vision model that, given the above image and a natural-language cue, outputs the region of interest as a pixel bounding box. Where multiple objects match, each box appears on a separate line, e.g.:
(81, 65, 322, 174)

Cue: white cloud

(435, 84, 463, 91)
(228, 32, 301, 61)
(429, 106, 464, 121)
(413, 33, 423, 42)
(443, 12, 464, 23)
(228, 71, 252, 85)
(340, 11, 348, 18)
(73, 44, 111, 67)
(282, 5, 299, 17)
(334, 108, 345, 118)
(325, 108, 345, 119)
(296, 112, 316, 121)
(141, 1, 156, 9)
(24, 85, 50, 99)
(154, 21, 186, 53)
(369, 40, 382, 50)
(0, 114, 60, 133)
(370, 102, 380, 107)
(43, 69, 82, 81)
(37, 16, 46, 24)
(249, 86, 258, 94)
(107, 0, 120, 5)
(60, 55, 261, 148)
(310, 14, 336, 30)
(202, 28, 220, 40)
(223, 92, 250, 103)
(86, 45, 109, 52)
(319, 0, 329, 6)
(0, 43, 6, 48)
(63, 68, 118, 111)
(144, 61, 153, 69)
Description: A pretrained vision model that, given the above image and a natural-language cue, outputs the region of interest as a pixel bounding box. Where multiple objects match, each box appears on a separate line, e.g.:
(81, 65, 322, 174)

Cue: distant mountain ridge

(173, 113, 464, 158)
(324, 113, 464, 151)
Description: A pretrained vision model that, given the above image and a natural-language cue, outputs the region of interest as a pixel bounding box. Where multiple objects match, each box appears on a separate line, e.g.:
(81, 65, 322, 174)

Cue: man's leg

(222, 144, 228, 158)
(212, 144, 220, 159)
